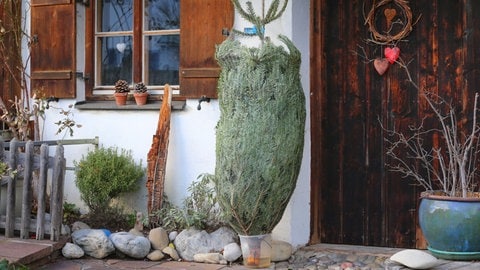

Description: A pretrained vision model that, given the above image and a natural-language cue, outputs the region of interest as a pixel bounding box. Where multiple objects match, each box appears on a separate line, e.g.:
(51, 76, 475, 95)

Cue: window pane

(145, 0, 180, 30)
(145, 35, 179, 85)
(98, 0, 133, 32)
(99, 36, 133, 85)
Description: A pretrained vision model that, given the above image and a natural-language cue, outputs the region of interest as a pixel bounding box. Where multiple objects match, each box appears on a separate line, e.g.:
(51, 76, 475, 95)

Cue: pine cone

(134, 82, 148, 93)
(115, 80, 130, 93)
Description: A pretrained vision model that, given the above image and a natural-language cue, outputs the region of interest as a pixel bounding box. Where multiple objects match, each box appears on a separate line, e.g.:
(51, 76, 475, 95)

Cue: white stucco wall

(35, 0, 310, 249)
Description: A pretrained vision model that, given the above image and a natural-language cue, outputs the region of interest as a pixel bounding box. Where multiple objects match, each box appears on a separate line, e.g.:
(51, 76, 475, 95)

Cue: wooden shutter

(179, 0, 233, 99)
(31, 0, 76, 98)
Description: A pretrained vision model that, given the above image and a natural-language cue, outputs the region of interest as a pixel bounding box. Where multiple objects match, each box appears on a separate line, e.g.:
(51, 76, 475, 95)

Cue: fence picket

(0, 137, 96, 241)
(36, 144, 49, 240)
(6, 139, 19, 238)
(50, 145, 65, 241)
(20, 141, 34, 239)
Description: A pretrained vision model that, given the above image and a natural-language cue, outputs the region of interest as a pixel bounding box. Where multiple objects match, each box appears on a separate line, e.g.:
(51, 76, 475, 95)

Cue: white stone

(71, 221, 90, 232)
(147, 250, 165, 261)
(148, 227, 170, 250)
(110, 232, 151, 259)
(71, 229, 115, 259)
(210, 227, 238, 250)
(193, 253, 227, 264)
(174, 227, 237, 261)
(62, 242, 84, 259)
(162, 246, 180, 261)
(390, 249, 441, 269)
(271, 240, 293, 262)
(223, 242, 242, 262)
(169, 231, 178, 241)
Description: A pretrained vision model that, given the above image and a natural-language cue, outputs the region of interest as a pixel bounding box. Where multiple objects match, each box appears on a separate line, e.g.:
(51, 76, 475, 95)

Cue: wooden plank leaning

(146, 84, 172, 217)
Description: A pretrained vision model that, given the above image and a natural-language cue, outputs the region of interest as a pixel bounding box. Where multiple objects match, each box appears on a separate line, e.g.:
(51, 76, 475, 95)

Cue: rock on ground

(71, 229, 115, 259)
(162, 246, 180, 261)
(174, 227, 237, 261)
(62, 243, 84, 259)
(223, 242, 242, 262)
(110, 232, 151, 259)
(147, 250, 165, 261)
(272, 240, 293, 262)
(149, 227, 170, 250)
(193, 253, 227, 264)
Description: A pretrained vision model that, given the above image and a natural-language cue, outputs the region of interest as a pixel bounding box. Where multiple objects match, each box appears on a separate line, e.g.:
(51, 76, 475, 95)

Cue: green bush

(74, 147, 144, 212)
(63, 202, 81, 225)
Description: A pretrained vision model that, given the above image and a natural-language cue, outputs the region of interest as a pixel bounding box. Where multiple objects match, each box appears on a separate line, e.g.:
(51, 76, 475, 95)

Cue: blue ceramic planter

(419, 192, 480, 260)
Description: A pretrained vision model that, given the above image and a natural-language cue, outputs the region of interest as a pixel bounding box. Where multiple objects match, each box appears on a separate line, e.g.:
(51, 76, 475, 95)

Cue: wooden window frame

(85, 1, 177, 101)
(84, 0, 233, 102)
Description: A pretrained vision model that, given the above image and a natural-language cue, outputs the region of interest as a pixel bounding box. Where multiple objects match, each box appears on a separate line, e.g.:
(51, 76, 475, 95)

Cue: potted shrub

(213, 0, 305, 267)
(133, 82, 149, 106)
(114, 79, 130, 106)
(385, 91, 480, 260)
(74, 147, 144, 214)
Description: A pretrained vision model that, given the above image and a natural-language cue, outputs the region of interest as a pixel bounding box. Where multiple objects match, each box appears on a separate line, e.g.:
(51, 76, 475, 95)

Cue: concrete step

(0, 235, 68, 268)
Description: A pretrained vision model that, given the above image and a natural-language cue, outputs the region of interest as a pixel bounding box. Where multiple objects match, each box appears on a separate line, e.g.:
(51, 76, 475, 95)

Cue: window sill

(74, 100, 186, 111)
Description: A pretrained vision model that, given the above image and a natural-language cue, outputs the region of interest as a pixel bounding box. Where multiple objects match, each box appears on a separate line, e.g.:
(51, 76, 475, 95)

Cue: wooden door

(310, 0, 480, 248)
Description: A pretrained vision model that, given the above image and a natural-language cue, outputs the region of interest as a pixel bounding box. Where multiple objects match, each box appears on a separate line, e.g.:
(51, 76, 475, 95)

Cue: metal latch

(76, 72, 90, 81)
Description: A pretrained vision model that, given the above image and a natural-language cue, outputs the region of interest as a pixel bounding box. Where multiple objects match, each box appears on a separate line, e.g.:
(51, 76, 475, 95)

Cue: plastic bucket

(239, 234, 272, 268)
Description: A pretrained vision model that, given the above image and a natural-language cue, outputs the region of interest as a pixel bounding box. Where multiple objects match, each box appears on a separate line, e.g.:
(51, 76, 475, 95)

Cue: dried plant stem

(383, 58, 480, 198)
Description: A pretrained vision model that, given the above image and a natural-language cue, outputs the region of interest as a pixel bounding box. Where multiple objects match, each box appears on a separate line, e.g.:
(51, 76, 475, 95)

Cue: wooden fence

(0, 138, 65, 241)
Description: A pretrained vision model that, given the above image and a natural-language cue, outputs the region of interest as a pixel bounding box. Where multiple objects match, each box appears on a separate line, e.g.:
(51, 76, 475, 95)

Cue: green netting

(214, 35, 306, 235)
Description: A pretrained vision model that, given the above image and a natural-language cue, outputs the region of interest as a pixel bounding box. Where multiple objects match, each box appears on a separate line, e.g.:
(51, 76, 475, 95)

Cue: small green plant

(63, 202, 81, 225)
(50, 103, 82, 138)
(0, 259, 28, 270)
(74, 147, 144, 213)
(151, 174, 226, 231)
(0, 160, 17, 178)
(0, 161, 8, 176)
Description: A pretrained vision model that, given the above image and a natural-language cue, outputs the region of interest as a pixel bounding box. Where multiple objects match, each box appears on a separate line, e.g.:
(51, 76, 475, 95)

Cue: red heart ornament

(384, 47, 400, 64)
(373, 58, 390, 75)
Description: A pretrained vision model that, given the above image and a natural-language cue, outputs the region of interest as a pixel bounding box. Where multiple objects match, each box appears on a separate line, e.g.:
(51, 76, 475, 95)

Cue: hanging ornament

(374, 58, 390, 75)
(365, 0, 413, 44)
(385, 47, 400, 64)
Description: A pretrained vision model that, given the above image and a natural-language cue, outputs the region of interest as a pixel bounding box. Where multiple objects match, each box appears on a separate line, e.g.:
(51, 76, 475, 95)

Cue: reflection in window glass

(145, 0, 180, 31)
(99, 36, 133, 85)
(145, 35, 179, 85)
(99, 0, 133, 32)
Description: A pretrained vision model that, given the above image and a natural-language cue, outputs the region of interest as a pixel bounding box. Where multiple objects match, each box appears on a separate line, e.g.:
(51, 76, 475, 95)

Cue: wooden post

(20, 140, 33, 239)
(5, 139, 18, 238)
(36, 144, 49, 240)
(50, 144, 65, 241)
(146, 84, 172, 215)
(0, 137, 4, 160)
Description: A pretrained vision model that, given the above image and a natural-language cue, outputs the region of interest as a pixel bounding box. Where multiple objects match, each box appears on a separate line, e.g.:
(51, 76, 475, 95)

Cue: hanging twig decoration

(365, 0, 413, 44)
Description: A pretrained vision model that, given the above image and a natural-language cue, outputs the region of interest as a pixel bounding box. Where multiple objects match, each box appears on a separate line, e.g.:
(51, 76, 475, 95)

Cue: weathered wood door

(310, 0, 480, 248)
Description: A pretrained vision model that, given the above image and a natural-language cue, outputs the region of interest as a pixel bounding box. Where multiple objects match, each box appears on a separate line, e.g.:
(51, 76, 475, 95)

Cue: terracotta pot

(114, 92, 128, 106)
(134, 92, 149, 106)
